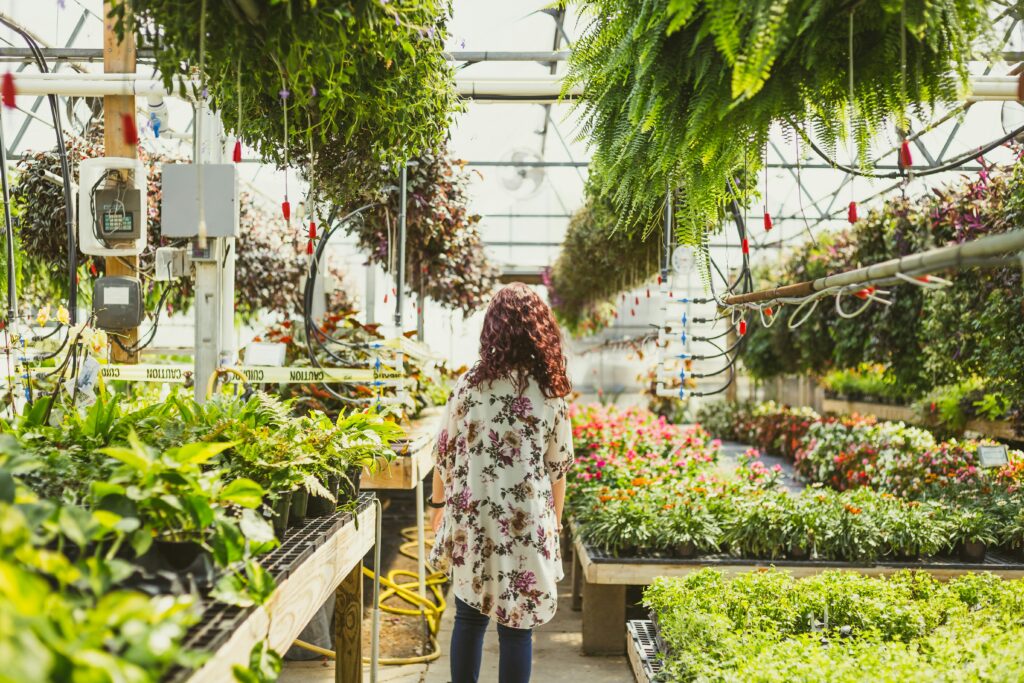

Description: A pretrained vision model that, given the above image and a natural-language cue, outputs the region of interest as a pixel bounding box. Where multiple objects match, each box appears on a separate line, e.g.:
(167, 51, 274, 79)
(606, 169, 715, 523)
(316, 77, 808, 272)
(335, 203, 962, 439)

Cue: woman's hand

(431, 506, 444, 534)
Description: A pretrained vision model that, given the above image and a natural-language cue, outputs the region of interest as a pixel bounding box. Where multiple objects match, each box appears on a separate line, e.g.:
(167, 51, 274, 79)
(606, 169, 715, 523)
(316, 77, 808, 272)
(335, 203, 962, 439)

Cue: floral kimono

(429, 374, 574, 629)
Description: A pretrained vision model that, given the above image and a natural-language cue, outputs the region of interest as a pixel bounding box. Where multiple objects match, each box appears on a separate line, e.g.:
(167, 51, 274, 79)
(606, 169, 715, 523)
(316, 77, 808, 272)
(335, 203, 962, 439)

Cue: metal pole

(395, 164, 407, 332)
(370, 498, 382, 683)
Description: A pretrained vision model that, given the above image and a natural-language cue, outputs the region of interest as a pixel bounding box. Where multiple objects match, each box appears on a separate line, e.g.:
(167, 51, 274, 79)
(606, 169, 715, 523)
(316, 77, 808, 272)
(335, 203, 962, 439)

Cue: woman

(429, 283, 574, 683)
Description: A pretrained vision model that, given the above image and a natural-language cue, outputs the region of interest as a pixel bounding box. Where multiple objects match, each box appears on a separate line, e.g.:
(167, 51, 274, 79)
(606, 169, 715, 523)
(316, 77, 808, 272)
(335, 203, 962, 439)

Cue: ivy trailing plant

(564, 0, 989, 252)
(545, 191, 662, 335)
(110, 0, 458, 206)
(348, 148, 499, 315)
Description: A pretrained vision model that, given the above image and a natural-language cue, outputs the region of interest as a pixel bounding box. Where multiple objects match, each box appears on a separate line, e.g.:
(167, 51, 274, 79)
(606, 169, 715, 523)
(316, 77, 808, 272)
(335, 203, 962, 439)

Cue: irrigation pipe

(722, 228, 1024, 308)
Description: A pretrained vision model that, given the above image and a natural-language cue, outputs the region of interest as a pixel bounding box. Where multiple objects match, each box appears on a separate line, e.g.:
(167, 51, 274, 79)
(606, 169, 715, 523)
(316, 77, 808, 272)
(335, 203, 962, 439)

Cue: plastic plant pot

(960, 541, 986, 563)
(306, 475, 339, 518)
(152, 539, 207, 572)
(674, 541, 696, 559)
(338, 466, 361, 505)
(268, 491, 293, 540)
(290, 488, 309, 527)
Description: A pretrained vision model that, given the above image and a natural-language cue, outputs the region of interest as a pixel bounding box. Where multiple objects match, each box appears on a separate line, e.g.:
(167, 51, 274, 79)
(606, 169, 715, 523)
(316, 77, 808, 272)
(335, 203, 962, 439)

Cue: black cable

(794, 120, 1024, 179)
(112, 281, 179, 354)
(0, 19, 78, 324)
(302, 203, 384, 404)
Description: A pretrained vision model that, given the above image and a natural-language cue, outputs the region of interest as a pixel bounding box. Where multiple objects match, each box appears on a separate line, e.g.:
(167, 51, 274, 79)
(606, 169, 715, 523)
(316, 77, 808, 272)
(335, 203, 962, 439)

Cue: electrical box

(161, 163, 239, 238)
(78, 157, 148, 256)
(93, 276, 145, 330)
(154, 246, 187, 281)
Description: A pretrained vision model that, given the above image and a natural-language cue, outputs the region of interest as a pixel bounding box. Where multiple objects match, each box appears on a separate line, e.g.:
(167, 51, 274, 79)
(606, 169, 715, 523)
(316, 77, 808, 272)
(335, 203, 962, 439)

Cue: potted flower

(945, 506, 999, 563)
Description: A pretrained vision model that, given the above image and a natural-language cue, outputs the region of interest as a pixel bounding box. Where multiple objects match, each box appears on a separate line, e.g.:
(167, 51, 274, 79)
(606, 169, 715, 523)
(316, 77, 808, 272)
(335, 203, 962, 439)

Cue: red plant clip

(89, 261, 98, 276)
(1, 73, 15, 109)
(634, 296, 639, 305)
(657, 275, 662, 285)
(232, 139, 242, 163)
(764, 307, 773, 317)
(741, 238, 749, 255)
(306, 240, 313, 255)
(899, 140, 913, 169)
(281, 200, 291, 222)
(763, 212, 773, 232)
(646, 288, 650, 298)
(738, 319, 747, 336)
(309, 221, 317, 240)
(847, 201, 858, 224)
(853, 286, 876, 300)
(121, 113, 139, 145)
(630, 308, 636, 317)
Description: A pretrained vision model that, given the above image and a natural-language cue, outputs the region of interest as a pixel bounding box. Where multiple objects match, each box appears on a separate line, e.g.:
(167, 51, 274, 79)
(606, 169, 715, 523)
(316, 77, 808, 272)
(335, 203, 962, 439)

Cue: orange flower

(663, 503, 675, 510)
(632, 477, 650, 487)
(843, 504, 862, 515)
(598, 494, 613, 502)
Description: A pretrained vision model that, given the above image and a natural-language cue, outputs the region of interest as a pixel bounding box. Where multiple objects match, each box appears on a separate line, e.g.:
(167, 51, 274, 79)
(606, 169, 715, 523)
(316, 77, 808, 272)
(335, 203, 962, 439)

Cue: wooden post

(334, 561, 363, 683)
(103, 1, 139, 362)
(581, 579, 626, 655)
(571, 548, 583, 612)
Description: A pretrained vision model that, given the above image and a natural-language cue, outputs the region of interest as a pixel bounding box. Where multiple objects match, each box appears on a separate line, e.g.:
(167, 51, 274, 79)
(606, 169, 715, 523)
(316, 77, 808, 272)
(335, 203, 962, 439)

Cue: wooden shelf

(821, 398, 916, 423)
(571, 532, 1024, 655)
(183, 502, 376, 683)
(361, 408, 443, 490)
(821, 398, 1019, 442)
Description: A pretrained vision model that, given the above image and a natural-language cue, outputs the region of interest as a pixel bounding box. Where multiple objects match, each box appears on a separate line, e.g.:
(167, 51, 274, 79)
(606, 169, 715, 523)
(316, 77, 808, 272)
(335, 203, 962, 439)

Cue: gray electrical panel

(93, 276, 145, 330)
(161, 163, 239, 238)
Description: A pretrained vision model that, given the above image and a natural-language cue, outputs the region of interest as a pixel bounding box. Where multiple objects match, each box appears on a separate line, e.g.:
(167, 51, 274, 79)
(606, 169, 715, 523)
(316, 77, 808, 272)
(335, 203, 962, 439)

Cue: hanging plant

(234, 194, 352, 320)
(109, 0, 458, 206)
(565, 0, 989, 252)
(347, 148, 499, 315)
(546, 193, 661, 335)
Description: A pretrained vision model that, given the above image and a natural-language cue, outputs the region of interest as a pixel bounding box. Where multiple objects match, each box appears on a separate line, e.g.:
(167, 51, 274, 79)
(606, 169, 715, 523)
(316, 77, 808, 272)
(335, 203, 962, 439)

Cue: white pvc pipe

(4, 71, 1020, 103)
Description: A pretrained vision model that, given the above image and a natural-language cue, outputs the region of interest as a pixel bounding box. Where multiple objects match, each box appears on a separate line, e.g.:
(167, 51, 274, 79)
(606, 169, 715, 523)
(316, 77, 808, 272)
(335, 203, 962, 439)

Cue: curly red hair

(466, 283, 571, 399)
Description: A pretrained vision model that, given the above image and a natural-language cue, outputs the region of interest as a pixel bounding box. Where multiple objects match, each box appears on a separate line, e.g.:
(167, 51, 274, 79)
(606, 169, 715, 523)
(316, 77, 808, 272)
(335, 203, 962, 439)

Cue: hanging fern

(546, 191, 662, 335)
(565, 0, 989, 249)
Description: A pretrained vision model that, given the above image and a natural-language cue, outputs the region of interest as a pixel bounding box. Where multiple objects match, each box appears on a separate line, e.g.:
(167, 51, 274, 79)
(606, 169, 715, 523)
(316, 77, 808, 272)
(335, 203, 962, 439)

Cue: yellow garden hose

(294, 525, 449, 666)
(205, 366, 249, 399)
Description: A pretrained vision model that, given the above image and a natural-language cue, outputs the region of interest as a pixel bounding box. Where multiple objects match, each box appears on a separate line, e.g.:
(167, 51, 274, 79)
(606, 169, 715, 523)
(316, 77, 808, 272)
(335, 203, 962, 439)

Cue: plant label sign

(978, 444, 1009, 469)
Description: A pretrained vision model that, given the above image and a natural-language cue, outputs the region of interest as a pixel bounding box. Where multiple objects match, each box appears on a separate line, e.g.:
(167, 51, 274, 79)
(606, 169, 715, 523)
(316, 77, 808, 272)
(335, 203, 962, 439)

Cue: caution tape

(97, 364, 407, 384)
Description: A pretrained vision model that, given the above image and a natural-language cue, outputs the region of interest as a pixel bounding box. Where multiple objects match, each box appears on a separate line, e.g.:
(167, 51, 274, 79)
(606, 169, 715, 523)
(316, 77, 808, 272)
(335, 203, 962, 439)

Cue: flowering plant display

(567, 404, 1023, 562)
(702, 401, 1024, 499)
(645, 569, 1024, 682)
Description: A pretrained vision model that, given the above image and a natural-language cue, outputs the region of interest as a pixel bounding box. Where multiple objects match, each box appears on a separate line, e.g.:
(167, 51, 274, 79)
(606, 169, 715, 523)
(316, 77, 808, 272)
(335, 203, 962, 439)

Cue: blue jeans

(450, 596, 532, 683)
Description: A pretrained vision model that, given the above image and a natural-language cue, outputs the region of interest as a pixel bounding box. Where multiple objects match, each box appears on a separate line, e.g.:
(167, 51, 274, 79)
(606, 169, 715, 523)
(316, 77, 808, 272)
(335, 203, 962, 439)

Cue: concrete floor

(280, 575, 631, 683)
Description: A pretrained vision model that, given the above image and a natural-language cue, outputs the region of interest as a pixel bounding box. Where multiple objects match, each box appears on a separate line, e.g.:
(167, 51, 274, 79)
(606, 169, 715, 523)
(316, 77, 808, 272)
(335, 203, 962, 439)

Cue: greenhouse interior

(2, 1, 1024, 682)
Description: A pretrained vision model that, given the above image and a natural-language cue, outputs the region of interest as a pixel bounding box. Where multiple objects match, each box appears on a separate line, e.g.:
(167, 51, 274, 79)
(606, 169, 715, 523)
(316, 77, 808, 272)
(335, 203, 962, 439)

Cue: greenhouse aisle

(279, 564, 629, 682)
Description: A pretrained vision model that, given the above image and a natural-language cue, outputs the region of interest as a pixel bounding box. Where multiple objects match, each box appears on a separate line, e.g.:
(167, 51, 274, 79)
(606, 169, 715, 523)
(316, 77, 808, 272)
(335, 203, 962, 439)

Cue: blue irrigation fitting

(678, 369, 686, 379)
(680, 331, 687, 343)
(681, 313, 688, 325)
(678, 388, 686, 399)
(677, 352, 691, 359)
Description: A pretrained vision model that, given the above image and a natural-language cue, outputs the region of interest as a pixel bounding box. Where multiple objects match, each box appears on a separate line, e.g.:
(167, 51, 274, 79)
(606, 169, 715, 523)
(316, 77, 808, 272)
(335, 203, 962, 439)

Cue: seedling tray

(162, 493, 375, 682)
(627, 620, 663, 683)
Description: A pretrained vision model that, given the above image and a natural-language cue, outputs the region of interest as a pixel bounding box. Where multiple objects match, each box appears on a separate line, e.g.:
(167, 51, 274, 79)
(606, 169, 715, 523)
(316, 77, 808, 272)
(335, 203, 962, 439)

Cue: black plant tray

(584, 541, 1024, 572)
(627, 620, 664, 683)
(161, 493, 374, 683)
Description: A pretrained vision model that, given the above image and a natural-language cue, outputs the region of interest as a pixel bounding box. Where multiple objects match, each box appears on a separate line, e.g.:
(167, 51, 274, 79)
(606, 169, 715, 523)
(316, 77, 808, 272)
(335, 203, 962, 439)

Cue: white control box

(78, 157, 148, 256)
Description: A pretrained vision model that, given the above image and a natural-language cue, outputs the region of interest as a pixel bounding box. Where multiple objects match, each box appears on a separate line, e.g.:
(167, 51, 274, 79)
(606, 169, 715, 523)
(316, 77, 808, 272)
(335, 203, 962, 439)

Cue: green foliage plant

(564, 0, 988, 253)
(110, 0, 458, 206)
